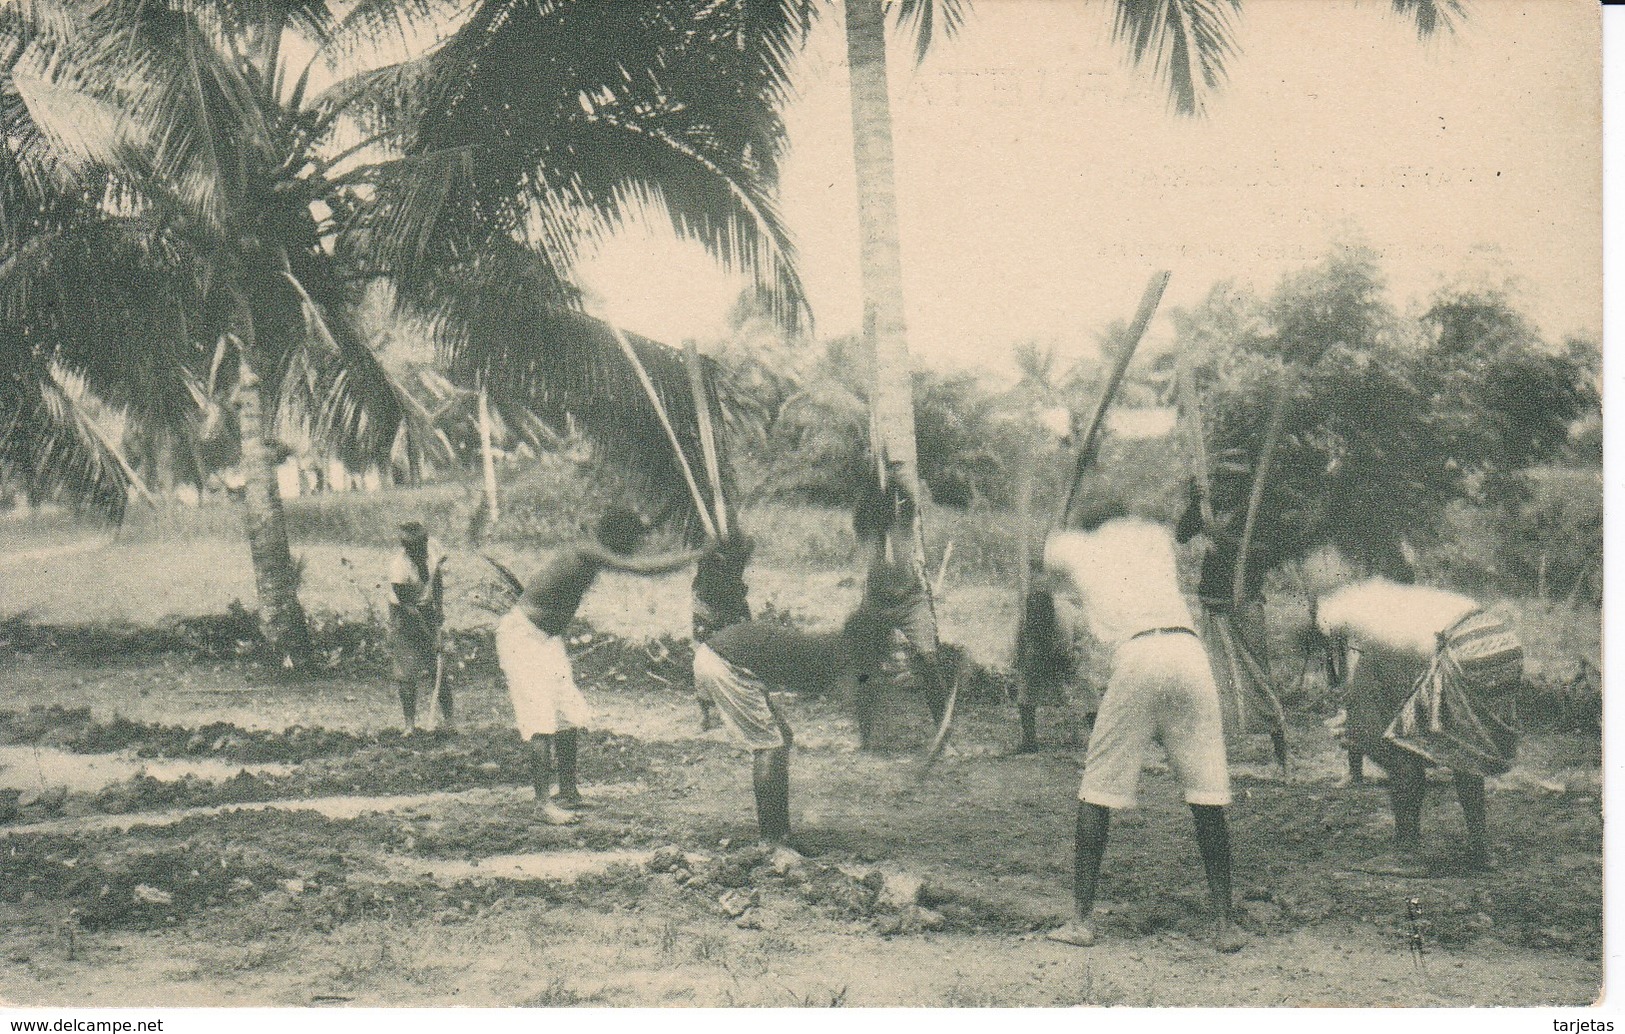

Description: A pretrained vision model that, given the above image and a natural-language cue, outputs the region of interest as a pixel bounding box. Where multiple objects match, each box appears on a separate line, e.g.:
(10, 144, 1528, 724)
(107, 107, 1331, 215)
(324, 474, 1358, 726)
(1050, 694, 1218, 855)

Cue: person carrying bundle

(1045, 494, 1245, 954)
(1315, 579, 1522, 875)
(693, 601, 894, 845)
(497, 508, 708, 824)
(387, 521, 449, 735)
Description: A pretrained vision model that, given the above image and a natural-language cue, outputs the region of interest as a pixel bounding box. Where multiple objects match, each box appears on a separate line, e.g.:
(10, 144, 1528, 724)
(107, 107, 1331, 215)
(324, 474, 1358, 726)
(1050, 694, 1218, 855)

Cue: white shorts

(693, 644, 788, 750)
(1078, 631, 1231, 809)
(496, 609, 591, 738)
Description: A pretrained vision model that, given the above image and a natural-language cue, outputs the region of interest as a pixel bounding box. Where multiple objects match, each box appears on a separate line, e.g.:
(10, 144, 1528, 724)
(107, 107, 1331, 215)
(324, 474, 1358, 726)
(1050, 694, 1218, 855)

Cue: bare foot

(1046, 921, 1097, 947)
(538, 802, 580, 825)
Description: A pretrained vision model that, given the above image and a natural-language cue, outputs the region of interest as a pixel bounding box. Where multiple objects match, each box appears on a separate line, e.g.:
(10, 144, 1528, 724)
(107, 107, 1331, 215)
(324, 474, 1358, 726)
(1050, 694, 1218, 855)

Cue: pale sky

(576, 0, 1601, 376)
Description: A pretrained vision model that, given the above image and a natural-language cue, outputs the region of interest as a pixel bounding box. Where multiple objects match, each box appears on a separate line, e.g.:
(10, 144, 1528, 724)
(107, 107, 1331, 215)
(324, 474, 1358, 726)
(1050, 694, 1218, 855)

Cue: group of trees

(2, 0, 814, 663)
(709, 245, 1600, 607)
(1179, 248, 1599, 597)
(1, 0, 1530, 669)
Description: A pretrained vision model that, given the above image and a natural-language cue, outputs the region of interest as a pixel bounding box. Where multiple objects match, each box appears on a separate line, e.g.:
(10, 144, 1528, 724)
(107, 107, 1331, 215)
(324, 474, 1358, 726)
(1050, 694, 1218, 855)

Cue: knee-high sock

(1072, 801, 1111, 920)
(1191, 804, 1234, 926)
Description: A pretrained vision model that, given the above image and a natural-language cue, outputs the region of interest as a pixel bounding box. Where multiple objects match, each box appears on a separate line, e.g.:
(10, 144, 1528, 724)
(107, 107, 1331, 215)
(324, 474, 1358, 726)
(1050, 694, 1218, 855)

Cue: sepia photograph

(0, 0, 1605, 1013)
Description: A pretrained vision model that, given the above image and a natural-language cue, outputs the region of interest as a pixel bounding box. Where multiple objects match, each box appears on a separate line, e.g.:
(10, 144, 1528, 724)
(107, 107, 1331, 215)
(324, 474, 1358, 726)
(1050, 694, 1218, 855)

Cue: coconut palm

(1, 0, 468, 662)
(1, 0, 807, 663)
(841, 0, 1468, 630)
(393, 0, 814, 535)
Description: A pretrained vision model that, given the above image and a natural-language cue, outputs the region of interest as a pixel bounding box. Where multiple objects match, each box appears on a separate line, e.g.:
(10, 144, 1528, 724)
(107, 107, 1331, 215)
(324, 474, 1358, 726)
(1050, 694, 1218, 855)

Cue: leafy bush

(1493, 468, 1602, 607)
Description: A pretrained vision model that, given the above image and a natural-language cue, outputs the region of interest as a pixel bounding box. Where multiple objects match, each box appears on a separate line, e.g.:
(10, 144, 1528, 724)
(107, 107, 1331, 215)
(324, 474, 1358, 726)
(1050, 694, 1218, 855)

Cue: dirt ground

(0, 630, 1603, 1009)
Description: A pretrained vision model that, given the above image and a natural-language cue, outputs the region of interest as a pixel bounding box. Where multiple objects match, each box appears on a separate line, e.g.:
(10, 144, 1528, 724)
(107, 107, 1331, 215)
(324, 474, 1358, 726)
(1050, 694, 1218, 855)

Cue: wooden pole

(683, 342, 729, 539)
(1175, 345, 1215, 531)
(1060, 270, 1171, 528)
(610, 324, 717, 540)
(1232, 367, 1292, 607)
(477, 381, 499, 533)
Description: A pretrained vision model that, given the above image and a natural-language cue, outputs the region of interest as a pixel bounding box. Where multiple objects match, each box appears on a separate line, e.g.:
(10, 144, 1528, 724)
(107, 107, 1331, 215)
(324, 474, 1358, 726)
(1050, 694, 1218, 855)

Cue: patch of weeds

(656, 920, 683, 958)
(783, 983, 848, 1008)
(688, 932, 731, 963)
(521, 977, 611, 1007)
(755, 932, 798, 955)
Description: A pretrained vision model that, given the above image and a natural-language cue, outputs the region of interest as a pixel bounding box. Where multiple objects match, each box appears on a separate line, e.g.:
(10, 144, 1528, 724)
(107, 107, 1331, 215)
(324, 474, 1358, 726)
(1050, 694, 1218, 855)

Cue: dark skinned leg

(395, 680, 417, 734)
(553, 728, 581, 804)
(527, 734, 577, 824)
(1048, 801, 1111, 946)
(919, 650, 949, 727)
(855, 678, 879, 751)
(435, 673, 454, 730)
(1344, 746, 1428, 875)
(698, 697, 721, 732)
(1387, 756, 1425, 856)
(1454, 772, 1491, 871)
(1192, 804, 1245, 952)
(752, 743, 791, 844)
(1074, 801, 1110, 918)
(527, 734, 553, 799)
(1017, 702, 1039, 754)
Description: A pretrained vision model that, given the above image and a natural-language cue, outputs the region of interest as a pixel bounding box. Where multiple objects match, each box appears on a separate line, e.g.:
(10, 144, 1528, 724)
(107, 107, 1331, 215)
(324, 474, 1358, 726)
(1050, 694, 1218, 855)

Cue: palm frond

(1111, 0, 1243, 117)
(254, 253, 451, 479)
(407, 0, 810, 328)
(0, 358, 133, 519)
(891, 0, 968, 66)
(1385, 0, 1469, 40)
(419, 244, 743, 538)
(304, 0, 436, 57)
(8, 68, 151, 192)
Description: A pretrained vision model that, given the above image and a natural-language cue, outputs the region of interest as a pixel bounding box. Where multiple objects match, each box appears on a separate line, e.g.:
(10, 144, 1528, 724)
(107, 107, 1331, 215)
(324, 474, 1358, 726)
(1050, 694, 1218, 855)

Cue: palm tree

(392, 0, 814, 536)
(836, 0, 1468, 645)
(1, 0, 469, 662)
(2, 0, 808, 662)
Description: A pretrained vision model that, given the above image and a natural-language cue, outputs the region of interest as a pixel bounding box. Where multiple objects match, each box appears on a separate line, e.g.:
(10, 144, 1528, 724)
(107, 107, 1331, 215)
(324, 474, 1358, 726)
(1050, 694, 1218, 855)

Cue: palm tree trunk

(844, 0, 929, 572)
(228, 292, 312, 667)
(477, 382, 500, 534)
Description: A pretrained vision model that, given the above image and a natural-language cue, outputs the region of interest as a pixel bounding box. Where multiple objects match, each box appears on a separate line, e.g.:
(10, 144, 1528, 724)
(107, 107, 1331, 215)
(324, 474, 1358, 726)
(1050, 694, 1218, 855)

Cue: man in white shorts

(1043, 499, 1244, 954)
(498, 508, 706, 824)
(692, 604, 893, 844)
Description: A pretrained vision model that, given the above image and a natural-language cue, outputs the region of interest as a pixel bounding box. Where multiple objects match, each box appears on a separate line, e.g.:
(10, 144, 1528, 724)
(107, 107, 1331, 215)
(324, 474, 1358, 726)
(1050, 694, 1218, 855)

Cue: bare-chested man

(496, 507, 707, 824)
(691, 533, 755, 732)
(694, 602, 893, 844)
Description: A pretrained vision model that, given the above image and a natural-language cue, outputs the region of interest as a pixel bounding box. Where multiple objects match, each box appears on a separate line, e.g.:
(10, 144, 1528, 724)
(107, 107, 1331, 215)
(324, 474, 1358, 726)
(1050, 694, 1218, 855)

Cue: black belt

(1128, 626, 1199, 642)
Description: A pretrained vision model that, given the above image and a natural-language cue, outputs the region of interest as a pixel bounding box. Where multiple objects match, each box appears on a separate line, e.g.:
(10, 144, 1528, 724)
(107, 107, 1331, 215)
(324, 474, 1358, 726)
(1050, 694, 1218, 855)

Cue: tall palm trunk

(229, 289, 312, 666)
(844, 0, 929, 579)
